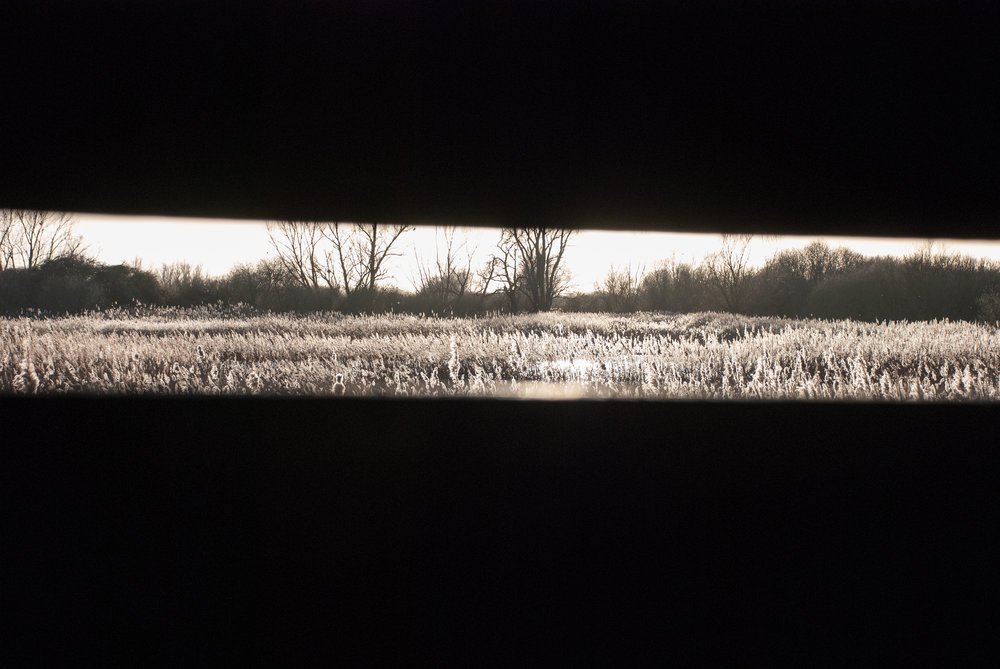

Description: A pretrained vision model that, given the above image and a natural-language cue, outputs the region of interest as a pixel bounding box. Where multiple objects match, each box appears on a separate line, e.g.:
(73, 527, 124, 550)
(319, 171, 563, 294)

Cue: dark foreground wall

(4, 398, 997, 664)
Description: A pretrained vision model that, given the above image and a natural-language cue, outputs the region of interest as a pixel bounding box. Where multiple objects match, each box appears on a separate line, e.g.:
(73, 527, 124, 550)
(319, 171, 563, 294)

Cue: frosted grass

(2, 307, 999, 400)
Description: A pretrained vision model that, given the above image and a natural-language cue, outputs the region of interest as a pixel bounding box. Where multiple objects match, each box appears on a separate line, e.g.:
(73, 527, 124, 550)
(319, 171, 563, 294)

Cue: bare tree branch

(0, 210, 86, 269)
(321, 222, 415, 297)
(597, 262, 645, 313)
(492, 227, 575, 311)
(265, 220, 339, 291)
(413, 226, 476, 311)
(703, 234, 755, 312)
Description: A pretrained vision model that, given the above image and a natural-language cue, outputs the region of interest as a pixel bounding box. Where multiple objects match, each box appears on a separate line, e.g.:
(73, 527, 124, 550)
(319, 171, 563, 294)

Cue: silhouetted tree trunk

(492, 227, 575, 312)
(325, 222, 414, 309)
(487, 233, 522, 312)
(265, 220, 338, 291)
(267, 220, 413, 310)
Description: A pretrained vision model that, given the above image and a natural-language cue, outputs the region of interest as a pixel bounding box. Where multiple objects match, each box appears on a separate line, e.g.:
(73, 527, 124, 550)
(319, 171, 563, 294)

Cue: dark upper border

(1, 1, 998, 238)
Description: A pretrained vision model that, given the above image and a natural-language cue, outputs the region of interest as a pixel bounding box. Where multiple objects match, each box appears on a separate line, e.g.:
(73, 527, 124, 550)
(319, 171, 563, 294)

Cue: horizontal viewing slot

(2, 210, 1000, 401)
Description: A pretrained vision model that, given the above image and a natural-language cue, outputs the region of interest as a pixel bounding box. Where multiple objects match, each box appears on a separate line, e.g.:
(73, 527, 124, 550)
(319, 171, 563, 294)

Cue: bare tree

(157, 261, 206, 288)
(266, 220, 338, 291)
(266, 220, 414, 305)
(596, 263, 645, 313)
(157, 261, 213, 304)
(413, 226, 475, 312)
(640, 254, 708, 313)
(474, 256, 499, 298)
(222, 258, 291, 307)
(327, 222, 414, 296)
(0, 210, 13, 269)
(767, 241, 866, 286)
(1, 209, 86, 269)
(491, 227, 576, 312)
(484, 231, 523, 311)
(703, 233, 755, 312)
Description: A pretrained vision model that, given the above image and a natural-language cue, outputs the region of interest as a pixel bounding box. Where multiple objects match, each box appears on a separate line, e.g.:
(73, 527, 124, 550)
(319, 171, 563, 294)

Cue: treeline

(3, 241, 1000, 323)
(0, 256, 513, 316)
(587, 241, 1000, 322)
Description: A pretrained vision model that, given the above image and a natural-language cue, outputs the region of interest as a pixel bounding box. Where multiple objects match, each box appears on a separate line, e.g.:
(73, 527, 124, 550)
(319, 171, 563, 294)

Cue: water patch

(493, 380, 595, 399)
(537, 359, 599, 376)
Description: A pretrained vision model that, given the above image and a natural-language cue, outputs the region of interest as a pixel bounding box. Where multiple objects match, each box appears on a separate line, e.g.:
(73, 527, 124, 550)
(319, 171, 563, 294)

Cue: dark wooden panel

(1, 1, 998, 238)
(3, 397, 998, 663)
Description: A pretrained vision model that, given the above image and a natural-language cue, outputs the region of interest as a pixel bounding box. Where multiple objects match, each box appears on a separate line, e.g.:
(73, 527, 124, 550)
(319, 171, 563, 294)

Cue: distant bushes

(753, 250, 1000, 322)
(624, 244, 1000, 323)
(637, 260, 712, 314)
(396, 289, 514, 316)
(0, 257, 161, 314)
(3, 243, 1000, 322)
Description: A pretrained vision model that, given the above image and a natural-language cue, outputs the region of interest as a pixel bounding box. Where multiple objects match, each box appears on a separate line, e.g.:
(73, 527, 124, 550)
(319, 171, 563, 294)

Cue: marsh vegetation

(3, 306, 998, 400)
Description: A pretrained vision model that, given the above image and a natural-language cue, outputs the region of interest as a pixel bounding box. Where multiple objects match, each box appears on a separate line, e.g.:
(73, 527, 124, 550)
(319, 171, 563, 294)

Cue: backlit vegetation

(3, 306, 999, 400)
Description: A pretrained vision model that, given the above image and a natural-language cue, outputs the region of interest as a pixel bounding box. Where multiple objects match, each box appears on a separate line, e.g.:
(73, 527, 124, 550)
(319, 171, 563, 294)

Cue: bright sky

(74, 214, 1000, 293)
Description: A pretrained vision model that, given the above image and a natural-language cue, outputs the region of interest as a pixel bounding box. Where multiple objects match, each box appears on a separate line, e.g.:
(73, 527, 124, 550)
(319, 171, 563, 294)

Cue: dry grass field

(2, 305, 999, 400)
